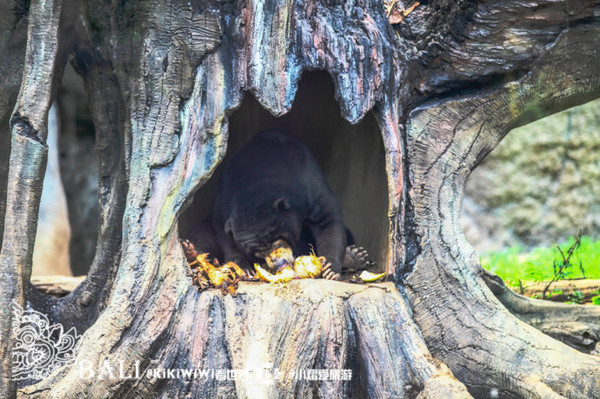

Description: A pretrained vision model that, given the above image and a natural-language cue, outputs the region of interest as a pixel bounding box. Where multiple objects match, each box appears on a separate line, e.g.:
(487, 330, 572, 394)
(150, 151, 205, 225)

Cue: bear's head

(225, 195, 302, 264)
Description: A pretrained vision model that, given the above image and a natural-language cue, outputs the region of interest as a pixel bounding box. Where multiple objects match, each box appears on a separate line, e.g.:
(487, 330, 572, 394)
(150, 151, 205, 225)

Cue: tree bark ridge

(0, 0, 63, 395)
(483, 269, 600, 354)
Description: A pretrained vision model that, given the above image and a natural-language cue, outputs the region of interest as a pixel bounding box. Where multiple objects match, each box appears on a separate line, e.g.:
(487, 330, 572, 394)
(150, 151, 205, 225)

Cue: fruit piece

(358, 270, 386, 282)
(262, 239, 294, 272)
(222, 261, 247, 279)
(206, 268, 229, 286)
(192, 253, 214, 272)
(187, 252, 245, 294)
(254, 263, 296, 283)
(294, 255, 323, 279)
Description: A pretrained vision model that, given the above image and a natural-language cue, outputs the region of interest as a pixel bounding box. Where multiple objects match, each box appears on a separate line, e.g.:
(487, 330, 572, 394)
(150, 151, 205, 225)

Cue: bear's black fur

(212, 131, 348, 273)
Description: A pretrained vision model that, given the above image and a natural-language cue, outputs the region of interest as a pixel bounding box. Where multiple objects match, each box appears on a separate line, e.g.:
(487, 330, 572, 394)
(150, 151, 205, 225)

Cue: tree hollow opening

(179, 71, 389, 270)
(32, 63, 98, 280)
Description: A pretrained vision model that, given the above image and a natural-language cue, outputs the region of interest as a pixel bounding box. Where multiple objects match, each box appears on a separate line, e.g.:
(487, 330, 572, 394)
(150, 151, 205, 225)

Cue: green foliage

(567, 290, 585, 304)
(592, 295, 600, 306)
(480, 236, 600, 288)
(542, 234, 583, 298)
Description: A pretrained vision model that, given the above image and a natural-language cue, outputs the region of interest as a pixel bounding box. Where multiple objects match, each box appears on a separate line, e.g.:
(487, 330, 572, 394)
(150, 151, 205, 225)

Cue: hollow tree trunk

(1, 0, 600, 398)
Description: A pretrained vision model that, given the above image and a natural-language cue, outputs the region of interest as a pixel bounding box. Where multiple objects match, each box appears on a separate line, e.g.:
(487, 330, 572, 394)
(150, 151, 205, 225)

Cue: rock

(462, 99, 600, 253)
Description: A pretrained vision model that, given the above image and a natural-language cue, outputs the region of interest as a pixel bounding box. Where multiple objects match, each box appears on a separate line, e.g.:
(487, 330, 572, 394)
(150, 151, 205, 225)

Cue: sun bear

(211, 131, 348, 274)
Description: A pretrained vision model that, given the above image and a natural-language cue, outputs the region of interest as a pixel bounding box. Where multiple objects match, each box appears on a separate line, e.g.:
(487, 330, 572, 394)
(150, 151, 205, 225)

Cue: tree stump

(1, 0, 600, 398)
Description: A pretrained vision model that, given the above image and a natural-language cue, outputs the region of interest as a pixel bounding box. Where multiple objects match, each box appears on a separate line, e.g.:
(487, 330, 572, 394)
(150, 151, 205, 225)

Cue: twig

(542, 234, 583, 298)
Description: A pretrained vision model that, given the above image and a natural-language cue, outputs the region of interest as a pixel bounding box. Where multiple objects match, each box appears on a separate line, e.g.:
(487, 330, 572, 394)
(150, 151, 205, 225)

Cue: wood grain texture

(0, 0, 28, 255)
(23, 281, 469, 398)
(0, 0, 62, 394)
(405, 15, 600, 399)
(0, 0, 599, 397)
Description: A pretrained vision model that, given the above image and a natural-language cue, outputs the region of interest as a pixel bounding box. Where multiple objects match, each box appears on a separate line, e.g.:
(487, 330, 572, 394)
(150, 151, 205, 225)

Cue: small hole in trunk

(32, 63, 98, 285)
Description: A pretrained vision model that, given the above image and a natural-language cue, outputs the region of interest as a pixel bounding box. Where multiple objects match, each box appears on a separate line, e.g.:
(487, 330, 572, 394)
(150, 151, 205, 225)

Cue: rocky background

(462, 98, 600, 254)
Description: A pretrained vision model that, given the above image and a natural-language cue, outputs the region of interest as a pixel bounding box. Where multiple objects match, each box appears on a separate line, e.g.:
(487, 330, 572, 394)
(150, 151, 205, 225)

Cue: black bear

(211, 131, 348, 274)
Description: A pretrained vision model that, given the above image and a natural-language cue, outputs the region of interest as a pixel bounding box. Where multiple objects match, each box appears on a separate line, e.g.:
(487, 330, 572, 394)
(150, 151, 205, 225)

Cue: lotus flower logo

(11, 302, 80, 380)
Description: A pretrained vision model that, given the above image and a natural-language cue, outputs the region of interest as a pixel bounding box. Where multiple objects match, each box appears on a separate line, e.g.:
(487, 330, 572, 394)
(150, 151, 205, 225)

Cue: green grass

(480, 236, 600, 288)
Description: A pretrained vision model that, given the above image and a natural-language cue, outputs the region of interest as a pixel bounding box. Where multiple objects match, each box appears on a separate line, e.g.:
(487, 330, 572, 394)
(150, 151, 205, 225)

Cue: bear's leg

(310, 221, 346, 275)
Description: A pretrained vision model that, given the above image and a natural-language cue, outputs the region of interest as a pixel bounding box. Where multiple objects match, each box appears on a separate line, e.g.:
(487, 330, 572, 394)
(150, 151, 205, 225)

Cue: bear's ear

(224, 218, 234, 235)
(272, 198, 291, 212)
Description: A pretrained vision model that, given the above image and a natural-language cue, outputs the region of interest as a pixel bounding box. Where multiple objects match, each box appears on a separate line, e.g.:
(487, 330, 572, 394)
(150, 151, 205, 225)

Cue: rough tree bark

(0, 0, 599, 398)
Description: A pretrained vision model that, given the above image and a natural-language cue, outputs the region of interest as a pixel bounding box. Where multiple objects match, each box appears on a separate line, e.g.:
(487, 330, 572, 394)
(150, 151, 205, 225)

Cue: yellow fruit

(207, 268, 229, 286)
(264, 245, 294, 269)
(358, 270, 386, 282)
(222, 261, 246, 278)
(254, 263, 296, 283)
(294, 255, 323, 279)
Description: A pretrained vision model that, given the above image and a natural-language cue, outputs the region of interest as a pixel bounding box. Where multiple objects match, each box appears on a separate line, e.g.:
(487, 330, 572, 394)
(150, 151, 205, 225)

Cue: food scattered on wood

(183, 239, 383, 290)
(255, 252, 387, 284)
(347, 270, 387, 284)
(188, 253, 247, 296)
(254, 254, 325, 283)
(384, 0, 420, 25)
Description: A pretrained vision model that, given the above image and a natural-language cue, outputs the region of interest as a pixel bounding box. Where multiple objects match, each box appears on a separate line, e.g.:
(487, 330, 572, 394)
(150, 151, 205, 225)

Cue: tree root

(483, 269, 600, 354)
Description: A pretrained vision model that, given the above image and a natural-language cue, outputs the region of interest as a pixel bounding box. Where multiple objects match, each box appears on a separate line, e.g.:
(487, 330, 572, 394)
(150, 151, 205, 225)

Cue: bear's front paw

(320, 258, 341, 281)
(242, 266, 258, 280)
(344, 245, 375, 272)
(181, 239, 199, 263)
